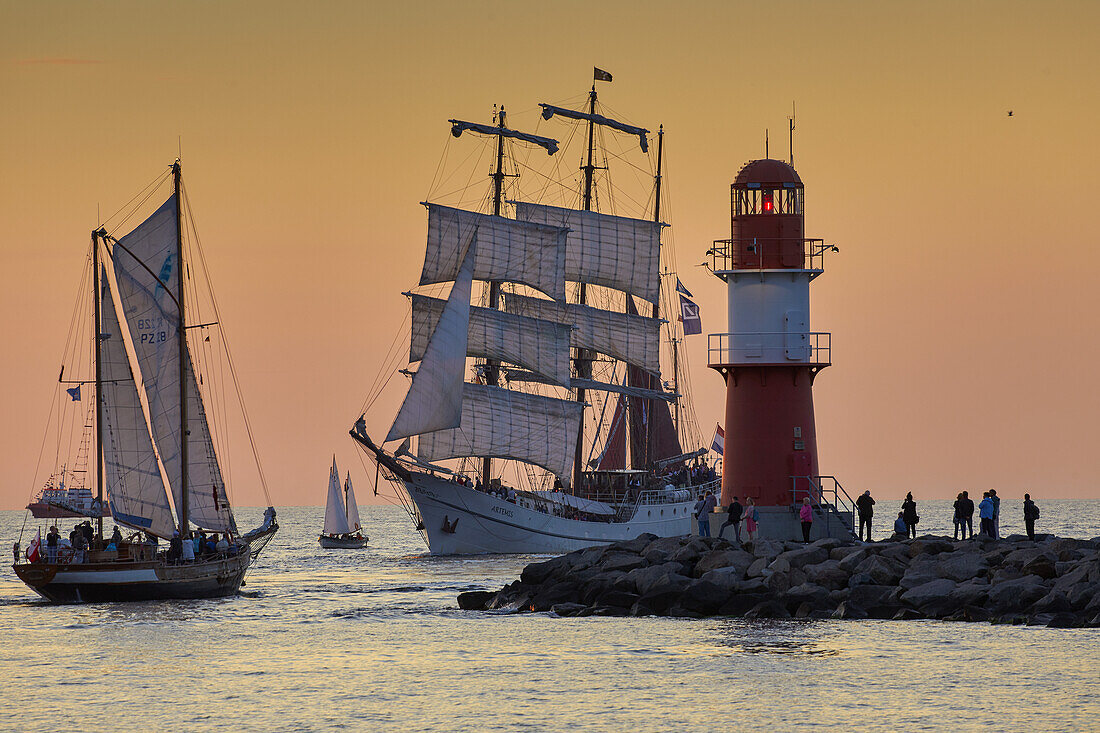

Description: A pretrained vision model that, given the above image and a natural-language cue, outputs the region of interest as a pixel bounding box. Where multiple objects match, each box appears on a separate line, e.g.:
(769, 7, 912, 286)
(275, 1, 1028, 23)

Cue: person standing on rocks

(719, 496, 743, 543)
(953, 493, 964, 540)
(799, 497, 814, 543)
(1023, 493, 1040, 540)
(978, 491, 995, 537)
(856, 490, 875, 542)
(744, 497, 759, 542)
(694, 494, 710, 537)
(960, 490, 974, 539)
(989, 489, 1001, 539)
(901, 492, 918, 539)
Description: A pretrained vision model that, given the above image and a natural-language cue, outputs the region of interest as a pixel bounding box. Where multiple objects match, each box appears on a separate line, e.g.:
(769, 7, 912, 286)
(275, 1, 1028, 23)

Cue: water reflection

(714, 618, 841, 656)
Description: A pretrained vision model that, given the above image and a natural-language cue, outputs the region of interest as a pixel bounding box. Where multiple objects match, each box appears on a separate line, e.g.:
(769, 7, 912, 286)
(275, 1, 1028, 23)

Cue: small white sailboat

(319, 458, 368, 548)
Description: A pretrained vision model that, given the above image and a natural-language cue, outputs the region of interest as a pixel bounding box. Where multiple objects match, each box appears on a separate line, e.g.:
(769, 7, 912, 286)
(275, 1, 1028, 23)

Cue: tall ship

(352, 72, 716, 554)
(13, 162, 278, 602)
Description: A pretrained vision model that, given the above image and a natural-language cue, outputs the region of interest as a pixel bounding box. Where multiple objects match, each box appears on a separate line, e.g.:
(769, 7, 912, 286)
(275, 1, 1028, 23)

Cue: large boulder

(948, 578, 990, 608)
(908, 538, 955, 558)
(804, 559, 850, 590)
(848, 584, 900, 612)
(1021, 555, 1058, 580)
(784, 582, 832, 611)
(746, 557, 769, 578)
(1032, 590, 1072, 615)
(607, 534, 657, 554)
(777, 546, 830, 568)
(763, 570, 792, 595)
(750, 539, 786, 560)
(529, 580, 582, 611)
(854, 555, 906, 586)
(549, 602, 587, 617)
(939, 552, 990, 582)
(900, 579, 958, 610)
(744, 600, 791, 619)
(624, 562, 690, 596)
(838, 548, 872, 573)
(599, 552, 649, 574)
(700, 566, 750, 592)
(832, 601, 869, 619)
(694, 549, 755, 578)
(457, 590, 495, 610)
(988, 576, 1049, 612)
(899, 568, 943, 592)
(681, 580, 730, 614)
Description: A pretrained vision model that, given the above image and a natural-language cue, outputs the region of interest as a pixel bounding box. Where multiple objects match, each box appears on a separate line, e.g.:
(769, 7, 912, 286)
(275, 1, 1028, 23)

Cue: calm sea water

(2, 501, 1098, 732)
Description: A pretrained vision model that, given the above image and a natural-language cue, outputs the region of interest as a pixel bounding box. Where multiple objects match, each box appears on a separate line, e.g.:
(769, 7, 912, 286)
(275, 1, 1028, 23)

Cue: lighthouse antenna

(765, 129, 769, 159)
(789, 101, 796, 167)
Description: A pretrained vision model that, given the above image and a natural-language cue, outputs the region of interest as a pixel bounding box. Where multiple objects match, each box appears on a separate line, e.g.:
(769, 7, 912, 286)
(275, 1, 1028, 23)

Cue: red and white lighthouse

(708, 159, 847, 537)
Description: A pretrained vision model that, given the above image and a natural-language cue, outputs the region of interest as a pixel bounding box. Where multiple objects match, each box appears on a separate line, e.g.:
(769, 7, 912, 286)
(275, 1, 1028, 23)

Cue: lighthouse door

(787, 451, 813, 505)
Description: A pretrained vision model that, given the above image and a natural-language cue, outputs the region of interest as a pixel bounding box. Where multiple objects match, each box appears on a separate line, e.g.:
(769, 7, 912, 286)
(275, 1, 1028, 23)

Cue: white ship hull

(403, 472, 696, 555)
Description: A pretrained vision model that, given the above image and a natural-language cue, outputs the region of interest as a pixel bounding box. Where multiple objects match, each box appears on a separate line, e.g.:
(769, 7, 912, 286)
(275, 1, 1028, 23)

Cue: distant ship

(352, 74, 716, 555)
(27, 472, 110, 519)
(14, 162, 278, 603)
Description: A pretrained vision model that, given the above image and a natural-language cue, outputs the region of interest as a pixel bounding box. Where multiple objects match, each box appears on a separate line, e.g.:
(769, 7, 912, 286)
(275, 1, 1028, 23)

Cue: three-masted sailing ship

(353, 76, 718, 554)
(319, 458, 368, 548)
(13, 162, 278, 602)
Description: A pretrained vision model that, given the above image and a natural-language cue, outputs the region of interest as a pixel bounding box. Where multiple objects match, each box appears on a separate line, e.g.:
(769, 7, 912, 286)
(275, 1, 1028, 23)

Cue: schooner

(13, 162, 278, 602)
(353, 75, 717, 554)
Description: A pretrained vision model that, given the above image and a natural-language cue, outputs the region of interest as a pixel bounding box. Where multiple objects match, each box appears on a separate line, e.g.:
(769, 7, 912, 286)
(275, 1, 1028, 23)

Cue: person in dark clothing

(901, 492, 918, 539)
(960, 491, 974, 539)
(892, 512, 907, 537)
(1023, 493, 1040, 540)
(46, 526, 60, 563)
(952, 493, 964, 540)
(719, 497, 743, 543)
(855, 490, 876, 542)
(167, 533, 182, 563)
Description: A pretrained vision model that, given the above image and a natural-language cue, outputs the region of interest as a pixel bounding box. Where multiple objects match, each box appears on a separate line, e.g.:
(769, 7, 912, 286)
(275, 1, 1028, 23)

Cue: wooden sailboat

(319, 458, 368, 548)
(13, 162, 279, 603)
(352, 74, 717, 555)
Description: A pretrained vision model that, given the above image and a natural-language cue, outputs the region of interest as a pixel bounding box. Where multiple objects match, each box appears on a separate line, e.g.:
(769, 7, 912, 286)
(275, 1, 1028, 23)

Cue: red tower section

(708, 159, 832, 509)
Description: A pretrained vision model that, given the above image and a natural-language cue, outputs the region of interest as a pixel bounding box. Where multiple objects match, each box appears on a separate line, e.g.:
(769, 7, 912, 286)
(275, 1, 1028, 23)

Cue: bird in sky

(1007, 110, 1014, 116)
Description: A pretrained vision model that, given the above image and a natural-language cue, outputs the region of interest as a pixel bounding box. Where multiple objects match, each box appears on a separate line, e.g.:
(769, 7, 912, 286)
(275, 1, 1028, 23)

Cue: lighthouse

(708, 159, 853, 539)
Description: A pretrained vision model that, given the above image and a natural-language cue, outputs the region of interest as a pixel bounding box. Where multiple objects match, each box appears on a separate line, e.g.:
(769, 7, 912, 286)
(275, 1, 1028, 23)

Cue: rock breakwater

(458, 533, 1100, 627)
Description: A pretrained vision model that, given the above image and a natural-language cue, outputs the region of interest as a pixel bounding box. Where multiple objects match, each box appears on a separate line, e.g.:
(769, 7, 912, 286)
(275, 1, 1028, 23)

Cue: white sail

(417, 383, 585, 485)
(387, 242, 476, 442)
(99, 271, 177, 540)
(421, 204, 568, 302)
(514, 202, 661, 303)
(345, 472, 362, 532)
(504, 292, 660, 373)
(111, 195, 235, 533)
(410, 294, 572, 387)
(323, 458, 350, 535)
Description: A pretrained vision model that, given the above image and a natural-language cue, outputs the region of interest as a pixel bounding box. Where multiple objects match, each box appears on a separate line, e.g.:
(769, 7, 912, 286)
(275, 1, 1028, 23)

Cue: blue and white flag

(66, 385, 81, 401)
(678, 294, 702, 335)
(675, 278, 693, 298)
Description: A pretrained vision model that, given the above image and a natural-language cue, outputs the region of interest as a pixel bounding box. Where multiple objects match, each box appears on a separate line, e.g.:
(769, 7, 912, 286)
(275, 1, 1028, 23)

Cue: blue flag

(675, 278, 693, 298)
(678, 294, 702, 335)
(66, 386, 81, 401)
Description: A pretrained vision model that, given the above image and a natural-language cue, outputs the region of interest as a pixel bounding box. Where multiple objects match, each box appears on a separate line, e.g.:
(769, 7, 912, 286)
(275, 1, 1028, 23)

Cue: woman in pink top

(743, 497, 758, 542)
(799, 497, 813, 543)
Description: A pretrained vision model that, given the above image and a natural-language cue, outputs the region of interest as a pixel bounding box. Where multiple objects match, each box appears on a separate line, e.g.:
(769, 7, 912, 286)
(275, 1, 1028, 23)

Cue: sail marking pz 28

(98, 271, 177, 539)
(513, 202, 661, 304)
(387, 242, 476, 442)
(503, 292, 660, 373)
(111, 194, 234, 533)
(410, 294, 572, 388)
(416, 383, 584, 484)
(420, 204, 569, 302)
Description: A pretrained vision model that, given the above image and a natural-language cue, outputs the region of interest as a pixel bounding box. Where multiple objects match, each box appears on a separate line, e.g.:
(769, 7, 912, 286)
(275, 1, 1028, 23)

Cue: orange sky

(3, 0, 1099, 510)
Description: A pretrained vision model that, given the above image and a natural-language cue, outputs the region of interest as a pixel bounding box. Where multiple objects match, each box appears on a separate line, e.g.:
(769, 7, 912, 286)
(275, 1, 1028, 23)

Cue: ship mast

(641, 125, 665, 467)
(573, 85, 598, 491)
(174, 160, 189, 534)
(92, 230, 104, 540)
(482, 106, 507, 488)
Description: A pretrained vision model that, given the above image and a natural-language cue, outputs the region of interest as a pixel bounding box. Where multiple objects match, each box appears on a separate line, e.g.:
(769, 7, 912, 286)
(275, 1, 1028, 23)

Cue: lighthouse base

(707, 504, 855, 543)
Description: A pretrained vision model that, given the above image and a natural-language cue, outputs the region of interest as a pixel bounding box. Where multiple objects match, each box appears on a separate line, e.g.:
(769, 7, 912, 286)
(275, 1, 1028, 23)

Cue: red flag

(27, 528, 42, 563)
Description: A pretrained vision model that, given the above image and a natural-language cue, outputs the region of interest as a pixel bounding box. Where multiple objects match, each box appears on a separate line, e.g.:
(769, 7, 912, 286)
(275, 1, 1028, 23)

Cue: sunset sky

(3, 0, 1099, 511)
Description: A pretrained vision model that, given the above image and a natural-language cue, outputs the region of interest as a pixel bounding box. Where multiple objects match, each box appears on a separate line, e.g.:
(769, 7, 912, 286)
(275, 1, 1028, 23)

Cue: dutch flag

(710, 424, 724, 456)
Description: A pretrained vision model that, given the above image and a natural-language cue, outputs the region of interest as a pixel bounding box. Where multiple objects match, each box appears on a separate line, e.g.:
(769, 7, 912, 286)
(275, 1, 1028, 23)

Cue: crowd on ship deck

(14, 520, 243, 565)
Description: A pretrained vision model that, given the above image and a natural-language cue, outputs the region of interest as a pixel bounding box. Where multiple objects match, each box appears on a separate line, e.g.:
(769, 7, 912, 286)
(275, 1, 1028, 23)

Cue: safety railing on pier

(708, 332, 831, 366)
(791, 475, 857, 538)
(709, 238, 836, 273)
